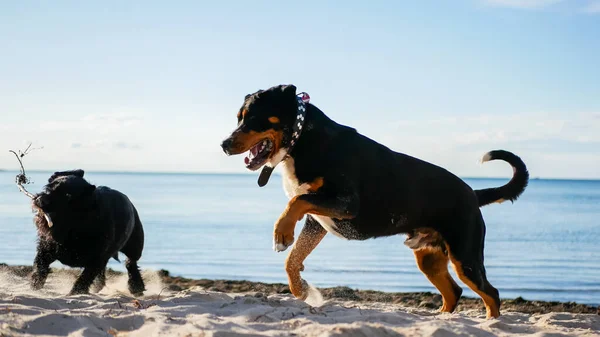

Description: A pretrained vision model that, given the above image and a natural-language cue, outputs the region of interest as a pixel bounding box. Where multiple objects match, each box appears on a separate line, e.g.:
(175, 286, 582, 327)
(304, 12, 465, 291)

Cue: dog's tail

(475, 150, 529, 207)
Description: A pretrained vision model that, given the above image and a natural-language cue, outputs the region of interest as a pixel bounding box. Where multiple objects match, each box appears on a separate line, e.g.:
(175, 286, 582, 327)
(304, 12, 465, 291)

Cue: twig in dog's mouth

(8, 143, 42, 200)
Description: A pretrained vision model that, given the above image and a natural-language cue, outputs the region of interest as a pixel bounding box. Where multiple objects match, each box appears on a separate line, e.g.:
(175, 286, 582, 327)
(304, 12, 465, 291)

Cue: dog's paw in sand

(301, 279, 324, 307)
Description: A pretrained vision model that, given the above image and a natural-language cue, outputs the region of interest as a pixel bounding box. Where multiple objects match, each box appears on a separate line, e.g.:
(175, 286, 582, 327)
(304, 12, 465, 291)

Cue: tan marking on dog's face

(268, 116, 280, 124)
(236, 108, 250, 122)
(228, 129, 283, 157)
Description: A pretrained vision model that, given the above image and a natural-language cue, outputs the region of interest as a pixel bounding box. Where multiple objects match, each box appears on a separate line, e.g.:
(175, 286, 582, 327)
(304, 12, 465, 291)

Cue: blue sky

(1, 1, 599, 179)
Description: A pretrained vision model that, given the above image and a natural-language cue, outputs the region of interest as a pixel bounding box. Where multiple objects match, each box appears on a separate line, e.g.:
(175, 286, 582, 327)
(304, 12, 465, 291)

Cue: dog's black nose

(221, 138, 233, 155)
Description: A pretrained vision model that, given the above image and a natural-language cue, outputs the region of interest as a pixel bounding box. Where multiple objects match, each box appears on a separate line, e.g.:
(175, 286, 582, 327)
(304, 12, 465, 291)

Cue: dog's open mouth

(32, 204, 54, 228)
(244, 139, 273, 171)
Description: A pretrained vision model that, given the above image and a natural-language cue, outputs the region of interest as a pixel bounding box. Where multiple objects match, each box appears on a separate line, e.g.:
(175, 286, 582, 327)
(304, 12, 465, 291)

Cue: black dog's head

(33, 170, 96, 234)
(221, 84, 299, 171)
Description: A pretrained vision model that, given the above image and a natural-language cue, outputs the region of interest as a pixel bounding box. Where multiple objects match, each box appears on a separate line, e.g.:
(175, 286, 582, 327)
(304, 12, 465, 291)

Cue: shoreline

(2, 264, 597, 315)
(2, 170, 600, 182)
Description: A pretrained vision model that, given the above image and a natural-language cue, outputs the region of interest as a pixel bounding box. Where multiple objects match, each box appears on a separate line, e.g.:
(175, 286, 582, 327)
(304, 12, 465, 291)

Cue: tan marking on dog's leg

(285, 223, 327, 299)
(274, 196, 354, 252)
(414, 247, 462, 313)
(307, 177, 324, 193)
(273, 196, 304, 251)
(449, 256, 500, 319)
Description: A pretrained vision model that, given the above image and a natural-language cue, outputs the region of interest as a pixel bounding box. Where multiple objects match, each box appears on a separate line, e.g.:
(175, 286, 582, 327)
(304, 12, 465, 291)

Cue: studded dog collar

(257, 92, 310, 187)
(290, 92, 310, 147)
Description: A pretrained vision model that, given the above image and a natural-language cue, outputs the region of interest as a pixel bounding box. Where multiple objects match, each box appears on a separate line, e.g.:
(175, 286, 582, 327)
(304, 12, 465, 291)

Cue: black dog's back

(93, 186, 137, 258)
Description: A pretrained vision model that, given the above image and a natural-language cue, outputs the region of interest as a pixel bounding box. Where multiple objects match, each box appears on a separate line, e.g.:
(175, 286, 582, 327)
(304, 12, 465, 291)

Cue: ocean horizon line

(1, 169, 599, 182)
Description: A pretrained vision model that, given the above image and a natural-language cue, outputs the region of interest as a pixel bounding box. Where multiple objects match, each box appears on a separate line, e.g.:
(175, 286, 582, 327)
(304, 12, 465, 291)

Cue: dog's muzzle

(33, 195, 54, 228)
(221, 138, 233, 155)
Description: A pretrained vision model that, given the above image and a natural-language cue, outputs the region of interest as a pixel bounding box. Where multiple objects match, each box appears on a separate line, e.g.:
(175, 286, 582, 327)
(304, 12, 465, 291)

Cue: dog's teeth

(263, 140, 267, 146)
(44, 213, 53, 228)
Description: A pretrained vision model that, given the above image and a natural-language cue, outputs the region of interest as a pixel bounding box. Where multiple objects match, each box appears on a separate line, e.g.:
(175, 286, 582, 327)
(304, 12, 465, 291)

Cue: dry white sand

(0, 269, 598, 337)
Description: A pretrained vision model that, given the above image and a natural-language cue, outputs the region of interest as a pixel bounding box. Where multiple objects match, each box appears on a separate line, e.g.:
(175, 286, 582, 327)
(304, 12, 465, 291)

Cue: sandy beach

(0, 265, 597, 337)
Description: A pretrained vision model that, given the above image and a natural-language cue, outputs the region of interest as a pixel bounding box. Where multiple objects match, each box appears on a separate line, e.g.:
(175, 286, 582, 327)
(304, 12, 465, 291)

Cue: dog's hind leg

(285, 216, 327, 301)
(413, 246, 463, 313)
(121, 212, 145, 296)
(124, 258, 145, 296)
(69, 262, 107, 295)
(449, 255, 500, 319)
(446, 215, 500, 319)
(31, 240, 57, 290)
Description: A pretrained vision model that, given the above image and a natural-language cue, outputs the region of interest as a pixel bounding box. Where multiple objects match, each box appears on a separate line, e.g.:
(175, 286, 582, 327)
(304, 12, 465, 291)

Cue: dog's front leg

(31, 240, 57, 290)
(273, 192, 358, 252)
(285, 216, 327, 300)
(69, 262, 107, 295)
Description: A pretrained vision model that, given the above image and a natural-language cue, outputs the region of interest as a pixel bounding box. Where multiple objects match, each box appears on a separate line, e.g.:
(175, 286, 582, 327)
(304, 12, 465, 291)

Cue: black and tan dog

(31, 170, 145, 296)
(221, 84, 528, 319)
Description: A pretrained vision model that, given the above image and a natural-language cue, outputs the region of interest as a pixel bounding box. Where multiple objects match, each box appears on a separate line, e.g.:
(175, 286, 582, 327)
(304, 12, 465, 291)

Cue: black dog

(221, 85, 528, 318)
(31, 170, 145, 296)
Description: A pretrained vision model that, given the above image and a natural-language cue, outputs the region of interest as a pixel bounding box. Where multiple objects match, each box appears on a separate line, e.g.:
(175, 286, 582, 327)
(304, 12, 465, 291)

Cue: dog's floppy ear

(48, 169, 85, 183)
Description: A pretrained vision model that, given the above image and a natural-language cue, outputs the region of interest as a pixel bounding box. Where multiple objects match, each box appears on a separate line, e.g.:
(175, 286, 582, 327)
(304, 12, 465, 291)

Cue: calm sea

(0, 171, 598, 305)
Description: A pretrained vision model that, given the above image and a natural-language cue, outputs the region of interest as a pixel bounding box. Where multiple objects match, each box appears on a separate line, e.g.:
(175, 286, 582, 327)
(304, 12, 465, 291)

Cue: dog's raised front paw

(273, 233, 294, 252)
(272, 215, 296, 252)
(273, 241, 289, 252)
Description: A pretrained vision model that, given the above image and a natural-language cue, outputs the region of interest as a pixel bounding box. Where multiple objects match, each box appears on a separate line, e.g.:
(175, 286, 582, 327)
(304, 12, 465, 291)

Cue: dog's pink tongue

(244, 157, 250, 165)
(251, 146, 259, 156)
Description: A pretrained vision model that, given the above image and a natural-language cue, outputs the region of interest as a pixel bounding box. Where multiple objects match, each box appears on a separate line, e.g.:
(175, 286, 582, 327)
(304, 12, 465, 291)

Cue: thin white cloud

(377, 111, 600, 178)
(39, 113, 142, 133)
(482, 0, 565, 9)
(113, 141, 142, 150)
(584, 0, 600, 12)
(2, 108, 598, 178)
(391, 112, 599, 146)
(482, 0, 600, 13)
(70, 141, 142, 150)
